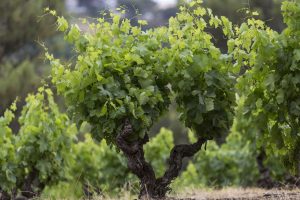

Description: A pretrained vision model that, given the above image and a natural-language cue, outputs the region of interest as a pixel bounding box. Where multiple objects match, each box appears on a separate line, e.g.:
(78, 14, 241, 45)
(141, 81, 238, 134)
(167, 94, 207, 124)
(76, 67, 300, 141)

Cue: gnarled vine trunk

(21, 168, 45, 199)
(0, 190, 11, 200)
(0, 169, 45, 200)
(116, 119, 207, 199)
(256, 149, 277, 189)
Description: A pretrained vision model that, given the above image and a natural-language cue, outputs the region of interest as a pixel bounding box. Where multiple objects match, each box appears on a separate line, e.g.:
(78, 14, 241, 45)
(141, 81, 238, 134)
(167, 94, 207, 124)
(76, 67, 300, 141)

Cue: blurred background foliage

(0, 0, 68, 132)
(0, 0, 296, 198)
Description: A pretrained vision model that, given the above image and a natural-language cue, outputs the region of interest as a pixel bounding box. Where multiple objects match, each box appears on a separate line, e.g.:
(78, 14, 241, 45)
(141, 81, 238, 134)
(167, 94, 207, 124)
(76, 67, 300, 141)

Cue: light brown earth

(168, 188, 300, 200)
(92, 188, 300, 200)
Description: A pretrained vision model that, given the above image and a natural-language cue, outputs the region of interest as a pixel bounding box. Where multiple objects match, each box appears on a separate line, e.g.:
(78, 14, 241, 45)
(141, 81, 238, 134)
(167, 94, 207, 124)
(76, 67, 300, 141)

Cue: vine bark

(21, 168, 45, 199)
(116, 119, 207, 199)
(256, 149, 277, 189)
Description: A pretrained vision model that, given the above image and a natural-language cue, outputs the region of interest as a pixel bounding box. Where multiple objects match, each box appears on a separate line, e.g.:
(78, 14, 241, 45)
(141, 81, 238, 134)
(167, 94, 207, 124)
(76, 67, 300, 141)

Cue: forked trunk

(116, 119, 207, 199)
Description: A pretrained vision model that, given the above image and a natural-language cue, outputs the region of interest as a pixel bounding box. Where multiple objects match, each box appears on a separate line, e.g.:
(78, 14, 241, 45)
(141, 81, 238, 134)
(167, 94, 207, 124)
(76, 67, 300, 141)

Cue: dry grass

(39, 187, 300, 200)
(95, 188, 300, 200)
(170, 187, 300, 200)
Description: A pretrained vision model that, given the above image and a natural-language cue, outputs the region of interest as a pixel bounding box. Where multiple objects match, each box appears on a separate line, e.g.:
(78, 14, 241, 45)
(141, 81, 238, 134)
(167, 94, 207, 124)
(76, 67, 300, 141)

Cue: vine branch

(154, 137, 207, 197)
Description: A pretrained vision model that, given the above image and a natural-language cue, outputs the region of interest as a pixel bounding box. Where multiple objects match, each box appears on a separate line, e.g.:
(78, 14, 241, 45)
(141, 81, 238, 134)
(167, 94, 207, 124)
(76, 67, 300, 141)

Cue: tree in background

(0, 0, 66, 131)
(77, 0, 108, 16)
(0, 0, 64, 58)
(117, 0, 158, 26)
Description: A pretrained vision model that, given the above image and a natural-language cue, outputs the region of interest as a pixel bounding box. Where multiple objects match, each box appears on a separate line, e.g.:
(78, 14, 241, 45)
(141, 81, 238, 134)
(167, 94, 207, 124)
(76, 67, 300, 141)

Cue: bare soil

(168, 188, 300, 200)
